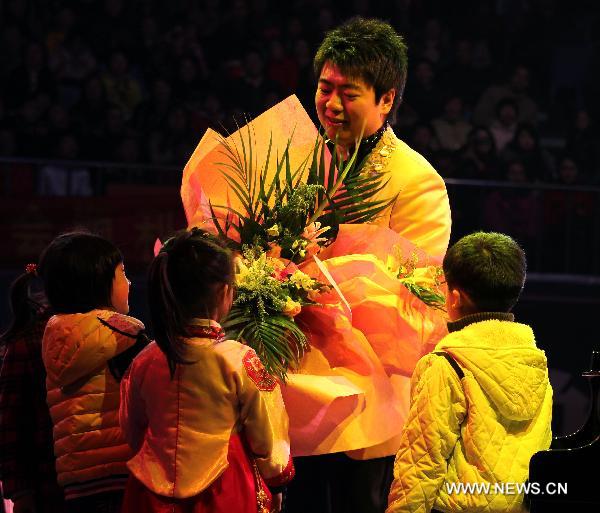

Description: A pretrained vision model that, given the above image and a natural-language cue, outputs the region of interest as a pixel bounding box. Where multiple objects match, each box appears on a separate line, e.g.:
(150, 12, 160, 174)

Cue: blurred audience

(0, 0, 599, 275)
(0, 0, 596, 184)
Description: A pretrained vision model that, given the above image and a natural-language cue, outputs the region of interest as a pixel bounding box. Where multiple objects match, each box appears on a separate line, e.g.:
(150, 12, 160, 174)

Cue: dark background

(2, 0, 600, 435)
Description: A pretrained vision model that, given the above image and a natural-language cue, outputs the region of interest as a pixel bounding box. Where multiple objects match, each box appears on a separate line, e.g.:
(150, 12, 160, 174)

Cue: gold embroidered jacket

(365, 126, 451, 261)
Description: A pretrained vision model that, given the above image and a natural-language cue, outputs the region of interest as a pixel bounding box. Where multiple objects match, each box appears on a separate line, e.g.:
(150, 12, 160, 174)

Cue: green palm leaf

(223, 305, 309, 381)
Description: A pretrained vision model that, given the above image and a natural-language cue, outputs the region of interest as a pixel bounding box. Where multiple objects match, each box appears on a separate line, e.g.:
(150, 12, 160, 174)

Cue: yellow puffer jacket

(42, 309, 144, 486)
(387, 317, 552, 513)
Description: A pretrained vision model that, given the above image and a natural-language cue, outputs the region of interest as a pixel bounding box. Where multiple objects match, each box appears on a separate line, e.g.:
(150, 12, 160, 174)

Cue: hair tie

(25, 263, 37, 275)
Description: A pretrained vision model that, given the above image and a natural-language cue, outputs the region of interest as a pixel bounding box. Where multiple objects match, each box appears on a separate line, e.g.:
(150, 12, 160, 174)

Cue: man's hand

(12, 493, 37, 513)
(271, 492, 283, 513)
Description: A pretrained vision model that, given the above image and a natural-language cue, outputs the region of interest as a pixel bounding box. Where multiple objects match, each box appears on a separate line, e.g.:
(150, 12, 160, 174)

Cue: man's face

(315, 62, 394, 149)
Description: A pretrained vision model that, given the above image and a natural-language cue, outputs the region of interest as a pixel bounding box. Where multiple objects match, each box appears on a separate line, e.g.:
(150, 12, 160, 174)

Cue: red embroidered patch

(105, 313, 141, 335)
(188, 325, 226, 341)
(243, 350, 277, 392)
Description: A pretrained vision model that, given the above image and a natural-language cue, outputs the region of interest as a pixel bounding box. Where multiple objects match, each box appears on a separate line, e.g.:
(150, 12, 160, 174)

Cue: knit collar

(447, 312, 515, 333)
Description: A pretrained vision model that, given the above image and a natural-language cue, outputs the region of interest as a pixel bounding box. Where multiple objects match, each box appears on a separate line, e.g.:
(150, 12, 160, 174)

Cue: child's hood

(43, 309, 145, 387)
(435, 319, 550, 422)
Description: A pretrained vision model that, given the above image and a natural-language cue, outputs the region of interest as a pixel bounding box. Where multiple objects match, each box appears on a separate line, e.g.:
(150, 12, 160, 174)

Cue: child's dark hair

(148, 228, 235, 377)
(314, 17, 408, 120)
(37, 231, 123, 313)
(0, 270, 49, 346)
(443, 232, 526, 312)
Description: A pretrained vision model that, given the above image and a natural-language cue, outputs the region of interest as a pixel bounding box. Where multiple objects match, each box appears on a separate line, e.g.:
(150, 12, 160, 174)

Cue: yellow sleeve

(237, 349, 294, 487)
(386, 354, 466, 513)
(119, 347, 151, 453)
(388, 166, 451, 260)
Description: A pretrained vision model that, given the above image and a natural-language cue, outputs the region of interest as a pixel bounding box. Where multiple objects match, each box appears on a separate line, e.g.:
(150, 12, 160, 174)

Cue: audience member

(473, 64, 538, 126)
(458, 126, 499, 180)
(102, 51, 142, 121)
(501, 123, 555, 182)
(489, 97, 519, 153)
(38, 134, 92, 196)
(403, 59, 442, 122)
(431, 94, 472, 152)
(565, 109, 600, 184)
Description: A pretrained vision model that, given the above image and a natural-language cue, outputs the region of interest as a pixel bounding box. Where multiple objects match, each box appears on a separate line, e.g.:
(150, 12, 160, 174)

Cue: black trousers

(285, 453, 395, 513)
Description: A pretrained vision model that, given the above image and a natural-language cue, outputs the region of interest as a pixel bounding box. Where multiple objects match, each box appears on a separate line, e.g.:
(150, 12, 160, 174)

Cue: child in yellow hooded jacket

(39, 231, 147, 511)
(387, 232, 553, 513)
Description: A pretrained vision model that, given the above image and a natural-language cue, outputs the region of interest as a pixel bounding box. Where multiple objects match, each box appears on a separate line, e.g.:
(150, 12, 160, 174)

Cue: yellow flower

(235, 257, 250, 285)
(290, 270, 313, 290)
(266, 224, 280, 237)
(282, 297, 302, 317)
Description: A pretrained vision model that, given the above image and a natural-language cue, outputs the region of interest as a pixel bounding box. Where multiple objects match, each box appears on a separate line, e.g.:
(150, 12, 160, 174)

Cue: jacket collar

(447, 312, 514, 333)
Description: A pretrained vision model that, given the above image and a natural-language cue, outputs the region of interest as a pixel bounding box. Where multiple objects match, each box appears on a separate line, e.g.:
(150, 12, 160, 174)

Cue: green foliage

(223, 307, 308, 381)
(401, 281, 446, 311)
(225, 248, 327, 381)
(211, 125, 397, 262)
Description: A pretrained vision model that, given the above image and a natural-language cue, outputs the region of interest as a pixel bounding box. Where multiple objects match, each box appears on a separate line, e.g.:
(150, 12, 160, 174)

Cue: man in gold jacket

(285, 16, 451, 513)
(313, 18, 450, 262)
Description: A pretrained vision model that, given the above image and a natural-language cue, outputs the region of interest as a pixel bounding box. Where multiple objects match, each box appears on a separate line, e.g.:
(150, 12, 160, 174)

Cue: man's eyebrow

(318, 78, 363, 90)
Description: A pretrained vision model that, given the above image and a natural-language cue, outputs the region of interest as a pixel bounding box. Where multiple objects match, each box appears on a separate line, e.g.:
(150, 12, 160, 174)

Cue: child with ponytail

(38, 231, 147, 512)
(0, 265, 64, 513)
(119, 228, 294, 513)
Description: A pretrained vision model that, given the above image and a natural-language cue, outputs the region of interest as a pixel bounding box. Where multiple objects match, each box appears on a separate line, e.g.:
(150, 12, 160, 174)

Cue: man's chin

(324, 128, 351, 147)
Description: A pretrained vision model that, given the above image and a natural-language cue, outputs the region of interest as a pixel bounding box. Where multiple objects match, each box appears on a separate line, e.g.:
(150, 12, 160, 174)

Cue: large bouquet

(181, 95, 444, 383)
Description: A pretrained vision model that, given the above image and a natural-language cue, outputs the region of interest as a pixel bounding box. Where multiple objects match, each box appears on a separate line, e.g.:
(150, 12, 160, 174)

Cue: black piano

(528, 350, 600, 512)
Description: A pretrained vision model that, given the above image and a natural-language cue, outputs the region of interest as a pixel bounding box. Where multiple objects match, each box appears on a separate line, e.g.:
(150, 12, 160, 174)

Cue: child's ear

(450, 289, 464, 312)
(450, 288, 462, 309)
(446, 287, 465, 321)
(220, 284, 234, 313)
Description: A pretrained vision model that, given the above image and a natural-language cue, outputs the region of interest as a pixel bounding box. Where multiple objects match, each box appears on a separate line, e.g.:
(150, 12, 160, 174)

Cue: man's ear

(379, 88, 396, 115)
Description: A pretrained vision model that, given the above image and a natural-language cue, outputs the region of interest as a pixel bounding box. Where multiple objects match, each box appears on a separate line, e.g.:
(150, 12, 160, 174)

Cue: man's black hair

(443, 231, 526, 312)
(314, 17, 408, 120)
